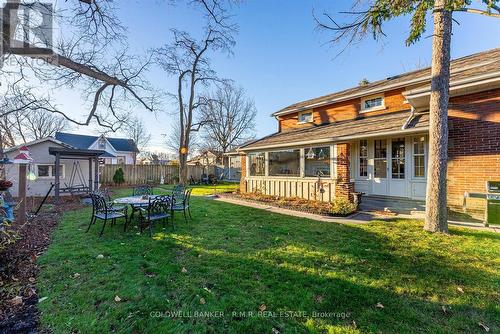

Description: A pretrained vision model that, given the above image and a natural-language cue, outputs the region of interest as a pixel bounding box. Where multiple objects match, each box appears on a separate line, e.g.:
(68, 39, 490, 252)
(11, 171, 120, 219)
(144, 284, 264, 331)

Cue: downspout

(402, 106, 416, 130)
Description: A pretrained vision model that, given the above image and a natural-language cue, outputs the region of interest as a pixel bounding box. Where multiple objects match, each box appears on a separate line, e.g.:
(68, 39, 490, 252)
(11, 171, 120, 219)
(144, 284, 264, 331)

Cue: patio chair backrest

(172, 184, 186, 199)
(146, 195, 171, 218)
(90, 192, 108, 214)
(133, 185, 152, 196)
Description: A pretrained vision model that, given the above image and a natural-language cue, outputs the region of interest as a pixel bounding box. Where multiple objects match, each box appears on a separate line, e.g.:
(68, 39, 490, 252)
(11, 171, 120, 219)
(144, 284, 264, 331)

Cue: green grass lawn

(36, 187, 499, 333)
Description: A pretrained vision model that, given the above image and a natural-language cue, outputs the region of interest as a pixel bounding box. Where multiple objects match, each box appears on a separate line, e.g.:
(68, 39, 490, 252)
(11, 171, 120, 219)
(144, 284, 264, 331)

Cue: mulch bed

(220, 192, 342, 216)
(0, 198, 84, 334)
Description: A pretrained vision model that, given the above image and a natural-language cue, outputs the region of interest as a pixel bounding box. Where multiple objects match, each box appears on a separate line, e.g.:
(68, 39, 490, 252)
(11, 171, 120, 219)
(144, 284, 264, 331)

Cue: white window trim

(35, 164, 65, 179)
(297, 111, 314, 124)
(412, 136, 427, 180)
(360, 94, 385, 113)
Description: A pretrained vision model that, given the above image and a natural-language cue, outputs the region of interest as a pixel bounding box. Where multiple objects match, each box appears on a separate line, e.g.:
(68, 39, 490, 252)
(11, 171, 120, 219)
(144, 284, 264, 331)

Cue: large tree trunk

(179, 151, 188, 185)
(424, 0, 452, 233)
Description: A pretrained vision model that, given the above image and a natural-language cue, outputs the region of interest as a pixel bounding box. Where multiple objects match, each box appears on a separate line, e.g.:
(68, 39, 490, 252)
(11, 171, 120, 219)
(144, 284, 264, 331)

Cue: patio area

(30, 185, 499, 333)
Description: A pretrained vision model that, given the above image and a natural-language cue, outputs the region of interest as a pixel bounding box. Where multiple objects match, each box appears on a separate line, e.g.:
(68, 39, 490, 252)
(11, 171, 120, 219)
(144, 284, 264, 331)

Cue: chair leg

(86, 216, 96, 233)
(188, 207, 192, 220)
(123, 214, 128, 232)
(183, 208, 187, 222)
(99, 218, 107, 237)
(148, 219, 153, 237)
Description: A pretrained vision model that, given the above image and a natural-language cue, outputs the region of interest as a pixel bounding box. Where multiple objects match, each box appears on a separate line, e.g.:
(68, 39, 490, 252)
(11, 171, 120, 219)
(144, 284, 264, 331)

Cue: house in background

(237, 48, 500, 219)
(55, 132, 139, 164)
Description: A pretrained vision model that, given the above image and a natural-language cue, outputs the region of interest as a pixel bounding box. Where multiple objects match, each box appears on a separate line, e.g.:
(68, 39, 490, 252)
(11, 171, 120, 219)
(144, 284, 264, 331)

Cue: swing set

(61, 160, 90, 195)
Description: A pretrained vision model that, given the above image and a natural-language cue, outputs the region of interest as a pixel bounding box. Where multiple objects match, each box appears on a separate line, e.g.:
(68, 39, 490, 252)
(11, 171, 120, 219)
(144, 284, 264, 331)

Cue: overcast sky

(53, 0, 500, 153)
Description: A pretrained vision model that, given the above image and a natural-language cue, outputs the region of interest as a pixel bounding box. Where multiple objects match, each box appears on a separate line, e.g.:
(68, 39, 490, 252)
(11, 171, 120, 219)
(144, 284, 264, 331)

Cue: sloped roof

(55, 132, 139, 152)
(241, 111, 429, 150)
(4, 137, 73, 153)
(274, 48, 500, 116)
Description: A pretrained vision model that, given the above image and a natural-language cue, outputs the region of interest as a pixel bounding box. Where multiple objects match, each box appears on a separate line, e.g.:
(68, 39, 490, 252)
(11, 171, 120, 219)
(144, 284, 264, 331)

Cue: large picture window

(269, 150, 300, 176)
(248, 153, 265, 176)
(413, 136, 426, 178)
(305, 146, 330, 177)
(359, 140, 368, 177)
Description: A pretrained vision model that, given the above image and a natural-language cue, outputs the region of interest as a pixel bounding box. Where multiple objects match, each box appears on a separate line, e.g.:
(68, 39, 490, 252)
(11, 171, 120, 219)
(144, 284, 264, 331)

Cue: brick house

(237, 48, 500, 217)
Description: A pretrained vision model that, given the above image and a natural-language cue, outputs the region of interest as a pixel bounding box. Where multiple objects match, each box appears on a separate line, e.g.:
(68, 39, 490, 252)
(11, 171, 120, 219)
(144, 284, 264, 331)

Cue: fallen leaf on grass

(314, 295, 324, 303)
(478, 322, 490, 332)
(272, 327, 280, 334)
(73, 273, 80, 279)
(10, 296, 23, 306)
(96, 254, 104, 259)
(441, 305, 447, 314)
(114, 295, 122, 302)
(28, 277, 36, 283)
(477, 322, 490, 332)
(259, 304, 266, 311)
(375, 302, 384, 309)
(38, 297, 48, 303)
(199, 298, 206, 305)
(457, 287, 464, 293)
(181, 267, 188, 273)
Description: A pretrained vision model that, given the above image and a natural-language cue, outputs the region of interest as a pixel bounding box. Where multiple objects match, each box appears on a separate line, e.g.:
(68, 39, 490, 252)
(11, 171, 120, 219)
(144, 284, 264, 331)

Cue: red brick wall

(335, 143, 354, 201)
(447, 88, 500, 216)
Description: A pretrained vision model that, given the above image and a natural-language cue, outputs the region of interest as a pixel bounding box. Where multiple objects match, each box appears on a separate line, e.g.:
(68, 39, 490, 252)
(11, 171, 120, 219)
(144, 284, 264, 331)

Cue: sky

(53, 0, 500, 153)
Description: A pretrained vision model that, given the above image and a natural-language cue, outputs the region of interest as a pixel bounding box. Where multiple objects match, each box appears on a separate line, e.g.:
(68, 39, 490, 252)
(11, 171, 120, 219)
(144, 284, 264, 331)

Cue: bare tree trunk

(179, 152, 188, 184)
(424, 0, 452, 233)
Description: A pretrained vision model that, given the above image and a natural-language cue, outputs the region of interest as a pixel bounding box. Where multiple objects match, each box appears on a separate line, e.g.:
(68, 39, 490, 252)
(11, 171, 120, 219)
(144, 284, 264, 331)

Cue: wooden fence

(100, 164, 217, 185)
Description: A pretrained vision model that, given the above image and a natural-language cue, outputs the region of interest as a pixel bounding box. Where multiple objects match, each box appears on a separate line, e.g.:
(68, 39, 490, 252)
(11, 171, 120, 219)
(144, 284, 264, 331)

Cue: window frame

(268, 149, 301, 177)
(297, 111, 313, 124)
(35, 164, 65, 179)
(358, 139, 368, 178)
(304, 146, 331, 177)
(360, 94, 385, 113)
(248, 152, 266, 177)
(412, 136, 427, 179)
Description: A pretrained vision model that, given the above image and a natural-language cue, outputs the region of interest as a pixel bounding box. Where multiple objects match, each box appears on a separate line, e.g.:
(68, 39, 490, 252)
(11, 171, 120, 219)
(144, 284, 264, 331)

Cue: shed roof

(240, 111, 429, 150)
(55, 132, 139, 152)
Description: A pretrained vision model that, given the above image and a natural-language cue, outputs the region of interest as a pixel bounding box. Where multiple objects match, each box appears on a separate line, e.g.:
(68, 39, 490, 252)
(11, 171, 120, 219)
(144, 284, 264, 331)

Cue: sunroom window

(248, 152, 265, 176)
(305, 146, 330, 177)
(269, 150, 300, 176)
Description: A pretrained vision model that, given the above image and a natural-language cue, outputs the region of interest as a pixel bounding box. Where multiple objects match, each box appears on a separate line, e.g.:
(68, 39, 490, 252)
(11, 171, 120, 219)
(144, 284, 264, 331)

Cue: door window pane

(413, 136, 426, 178)
(391, 138, 405, 179)
(374, 140, 387, 178)
(359, 140, 368, 177)
(305, 146, 330, 177)
(249, 153, 265, 176)
(269, 150, 300, 176)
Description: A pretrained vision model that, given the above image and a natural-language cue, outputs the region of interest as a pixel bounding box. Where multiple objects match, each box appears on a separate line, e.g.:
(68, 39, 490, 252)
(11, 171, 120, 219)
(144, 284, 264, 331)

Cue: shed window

(249, 153, 265, 176)
(305, 146, 330, 177)
(413, 136, 426, 178)
(36, 164, 65, 178)
(269, 150, 300, 176)
(298, 112, 313, 123)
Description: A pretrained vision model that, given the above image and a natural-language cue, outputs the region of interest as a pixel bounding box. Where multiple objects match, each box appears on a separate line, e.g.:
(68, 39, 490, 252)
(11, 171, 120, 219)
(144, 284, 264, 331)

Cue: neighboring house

(4, 138, 100, 197)
(238, 48, 500, 218)
(55, 132, 139, 165)
(187, 150, 222, 167)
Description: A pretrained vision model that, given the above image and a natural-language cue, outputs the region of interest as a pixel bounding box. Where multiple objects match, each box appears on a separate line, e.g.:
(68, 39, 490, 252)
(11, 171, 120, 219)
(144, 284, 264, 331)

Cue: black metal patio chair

(87, 192, 128, 237)
(171, 188, 193, 222)
(138, 195, 173, 236)
(95, 187, 127, 213)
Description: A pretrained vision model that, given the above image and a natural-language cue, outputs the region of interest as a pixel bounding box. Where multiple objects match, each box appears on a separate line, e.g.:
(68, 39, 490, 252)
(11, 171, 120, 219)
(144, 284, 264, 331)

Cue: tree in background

(201, 84, 256, 165)
(155, 1, 236, 184)
(317, 0, 500, 233)
(120, 116, 151, 152)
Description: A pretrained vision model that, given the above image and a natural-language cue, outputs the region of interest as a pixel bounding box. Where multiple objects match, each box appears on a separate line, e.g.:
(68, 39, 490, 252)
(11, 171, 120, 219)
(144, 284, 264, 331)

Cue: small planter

(0, 180, 13, 191)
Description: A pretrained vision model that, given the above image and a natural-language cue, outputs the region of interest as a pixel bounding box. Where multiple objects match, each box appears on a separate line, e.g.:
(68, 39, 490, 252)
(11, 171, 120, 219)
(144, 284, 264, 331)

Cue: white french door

(388, 138, 407, 197)
(372, 139, 389, 195)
